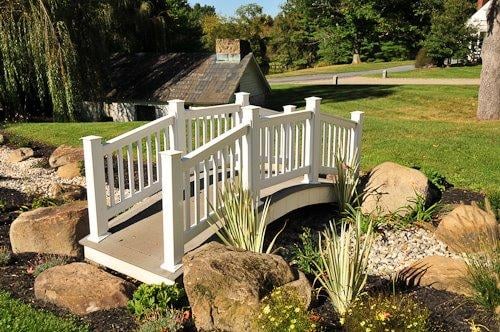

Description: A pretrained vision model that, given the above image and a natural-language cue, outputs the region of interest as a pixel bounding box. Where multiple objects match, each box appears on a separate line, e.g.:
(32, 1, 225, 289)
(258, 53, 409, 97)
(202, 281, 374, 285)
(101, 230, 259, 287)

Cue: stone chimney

(215, 39, 251, 63)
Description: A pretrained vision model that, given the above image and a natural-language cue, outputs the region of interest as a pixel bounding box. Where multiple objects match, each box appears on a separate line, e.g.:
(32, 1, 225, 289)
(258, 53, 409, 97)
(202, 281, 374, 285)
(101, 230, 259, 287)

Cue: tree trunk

(352, 53, 361, 64)
(477, 1, 500, 120)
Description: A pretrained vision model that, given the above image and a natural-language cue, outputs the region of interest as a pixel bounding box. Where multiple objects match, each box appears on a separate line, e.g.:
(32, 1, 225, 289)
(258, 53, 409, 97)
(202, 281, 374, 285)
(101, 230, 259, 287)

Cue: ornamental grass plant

(332, 149, 360, 213)
(209, 181, 283, 254)
(312, 218, 374, 319)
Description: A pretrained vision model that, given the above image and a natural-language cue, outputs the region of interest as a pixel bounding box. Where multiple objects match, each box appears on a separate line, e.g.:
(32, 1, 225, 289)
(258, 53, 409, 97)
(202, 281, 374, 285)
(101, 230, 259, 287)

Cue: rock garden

(0, 136, 499, 332)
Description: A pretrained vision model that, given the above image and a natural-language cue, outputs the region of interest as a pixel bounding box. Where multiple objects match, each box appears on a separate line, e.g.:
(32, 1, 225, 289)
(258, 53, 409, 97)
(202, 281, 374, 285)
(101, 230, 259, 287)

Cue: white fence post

(160, 150, 184, 273)
(241, 106, 260, 198)
(82, 136, 110, 243)
(303, 97, 322, 184)
(283, 105, 296, 172)
(350, 111, 365, 171)
(168, 100, 186, 153)
(235, 92, 250, 108)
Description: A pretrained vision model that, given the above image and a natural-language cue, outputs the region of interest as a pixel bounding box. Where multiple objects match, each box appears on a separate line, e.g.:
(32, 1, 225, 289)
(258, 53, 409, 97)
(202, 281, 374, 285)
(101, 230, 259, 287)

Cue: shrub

(210, 181, 283, 254)
(0, 246, 12, 266)
(415, 48, 433, 68)
(290, 228, 321, 275)
(128, 283, 187, 320)
(332, 150, 359, 213)
(21, 196, 61, 211)
(0, 199, 7, 213)
(256, 287, 317, 332)
(344, 294, 430, 331)
(32, 256, 69, 277)
(465, 245, 500, 310)
(484, 193, 500, 220)
(424, 169, 450, 192)
(312, 219, 374, 318)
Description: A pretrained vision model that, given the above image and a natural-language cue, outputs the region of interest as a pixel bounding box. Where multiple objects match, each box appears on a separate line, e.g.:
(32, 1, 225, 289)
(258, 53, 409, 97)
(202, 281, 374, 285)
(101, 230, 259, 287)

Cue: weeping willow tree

(0, 0, 207, 122)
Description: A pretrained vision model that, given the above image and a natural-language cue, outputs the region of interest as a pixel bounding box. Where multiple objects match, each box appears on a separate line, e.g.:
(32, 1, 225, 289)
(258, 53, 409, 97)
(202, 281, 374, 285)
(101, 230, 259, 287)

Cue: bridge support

(303, 97, 322, 184)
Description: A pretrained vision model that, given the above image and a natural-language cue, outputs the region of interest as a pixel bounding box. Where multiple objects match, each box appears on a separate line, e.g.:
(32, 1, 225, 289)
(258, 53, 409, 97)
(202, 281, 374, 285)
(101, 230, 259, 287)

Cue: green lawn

(267, 60, 413, 78)
(0, 290, 88, 332)
(269, 84, 499, 195)
(364, 65, 482, 79)
(1, 122, 146, 148)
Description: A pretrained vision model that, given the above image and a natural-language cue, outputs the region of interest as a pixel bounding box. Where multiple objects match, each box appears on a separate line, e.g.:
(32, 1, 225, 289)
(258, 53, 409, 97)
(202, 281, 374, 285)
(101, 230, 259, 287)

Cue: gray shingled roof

(104, 52, 268, 105)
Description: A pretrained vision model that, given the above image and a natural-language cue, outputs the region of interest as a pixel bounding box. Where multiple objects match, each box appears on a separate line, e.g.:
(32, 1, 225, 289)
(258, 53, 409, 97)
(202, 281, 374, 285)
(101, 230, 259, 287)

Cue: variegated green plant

(332, 148, 360, 213)
(313, 219, 374, 319)
(209, 181, 283, 254)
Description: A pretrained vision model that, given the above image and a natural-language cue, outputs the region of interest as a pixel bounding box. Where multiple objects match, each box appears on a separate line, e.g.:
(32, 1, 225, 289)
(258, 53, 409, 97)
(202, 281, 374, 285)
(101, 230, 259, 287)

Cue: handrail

(187, 104, 240, 118)
(259, 109, 312, 127)
(182, 122, 249, 169)
(319, 112, 357, 129)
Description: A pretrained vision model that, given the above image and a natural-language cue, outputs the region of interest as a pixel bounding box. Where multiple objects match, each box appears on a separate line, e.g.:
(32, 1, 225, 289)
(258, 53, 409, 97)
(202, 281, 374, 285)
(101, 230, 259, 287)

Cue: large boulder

(56, 162, 82, 179)
(8, 147, 34, 163)
(34, 262, 135, 315)
(49, 182, 86, 201)
(9, 201, 89, 257)
(49, 145, 83, 168)
(398, 256, 472, 296)
(361, 162, 432, 216)
(183, 242, 312, 332)
(435, 204, 498, 253)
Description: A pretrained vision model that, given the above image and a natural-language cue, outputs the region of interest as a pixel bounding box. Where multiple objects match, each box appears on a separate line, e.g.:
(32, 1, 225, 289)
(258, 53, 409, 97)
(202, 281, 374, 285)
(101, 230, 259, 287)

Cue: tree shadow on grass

(266, 84, 397, 109)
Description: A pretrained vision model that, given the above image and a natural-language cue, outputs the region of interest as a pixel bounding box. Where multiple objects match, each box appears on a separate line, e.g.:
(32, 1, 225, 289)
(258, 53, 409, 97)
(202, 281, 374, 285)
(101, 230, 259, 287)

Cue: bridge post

(168, 100, 186, 153)
(350, 111, 364, 173)
(241, 105, 261, 198)
(234, 93, 250, 169)
(160, 150, 184, 273)
(284, 105, 296, 171)
(82, 135, 110, 243)
(303, 97, 322, 184)
(235, 92, 250, 108)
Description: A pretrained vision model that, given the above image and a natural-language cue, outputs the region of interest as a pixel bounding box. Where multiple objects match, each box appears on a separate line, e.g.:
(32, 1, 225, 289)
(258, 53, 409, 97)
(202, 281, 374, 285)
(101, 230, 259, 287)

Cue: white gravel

(0, 146, 85, 197)
(367, 226, 458, 277)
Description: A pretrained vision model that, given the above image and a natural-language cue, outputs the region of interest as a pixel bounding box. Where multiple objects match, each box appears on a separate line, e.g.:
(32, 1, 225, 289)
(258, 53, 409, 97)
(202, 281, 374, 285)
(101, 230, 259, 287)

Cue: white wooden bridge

(80, 92, 364, 284)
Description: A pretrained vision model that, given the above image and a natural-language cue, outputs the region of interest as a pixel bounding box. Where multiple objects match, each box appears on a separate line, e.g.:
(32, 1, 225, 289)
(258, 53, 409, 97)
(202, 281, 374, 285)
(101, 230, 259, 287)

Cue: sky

(188, 0, 284, 17)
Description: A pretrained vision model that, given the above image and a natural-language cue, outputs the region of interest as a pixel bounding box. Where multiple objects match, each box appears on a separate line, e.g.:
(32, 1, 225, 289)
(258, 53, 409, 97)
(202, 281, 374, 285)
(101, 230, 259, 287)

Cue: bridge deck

(80, 177, 334, 284)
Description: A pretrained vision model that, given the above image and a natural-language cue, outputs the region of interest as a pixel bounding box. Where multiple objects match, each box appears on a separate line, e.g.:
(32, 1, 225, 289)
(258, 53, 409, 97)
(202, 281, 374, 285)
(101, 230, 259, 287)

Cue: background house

(84, 39, 271, 122)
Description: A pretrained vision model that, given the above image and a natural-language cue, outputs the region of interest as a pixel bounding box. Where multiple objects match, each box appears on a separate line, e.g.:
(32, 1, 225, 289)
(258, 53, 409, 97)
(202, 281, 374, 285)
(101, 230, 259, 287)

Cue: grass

(1, 122, 146, 148)
(364, 65, 482, 79)
(268, 84, 500, 195)
(267, 60, 413, 78)
(0, 290, 88, 332)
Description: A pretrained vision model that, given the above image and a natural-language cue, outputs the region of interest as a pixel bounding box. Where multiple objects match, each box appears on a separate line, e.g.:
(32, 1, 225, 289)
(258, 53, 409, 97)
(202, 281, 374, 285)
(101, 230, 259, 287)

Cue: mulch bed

(1, 183, 497, 331)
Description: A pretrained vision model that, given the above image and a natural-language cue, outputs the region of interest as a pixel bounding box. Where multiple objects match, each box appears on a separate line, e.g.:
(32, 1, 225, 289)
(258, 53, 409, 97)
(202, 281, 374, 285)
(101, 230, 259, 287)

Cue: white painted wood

(82, 136, 110, 243)
(259, 110, 311, 127)
(319, 113, 357, 129)
(350, 111, 364, 170)
(160, 150, 184, 273)
(303, 97, 322, 183)
(235, 92, 250, 106)
(169, 100, 186, 153)
(241, 106, 260, 196)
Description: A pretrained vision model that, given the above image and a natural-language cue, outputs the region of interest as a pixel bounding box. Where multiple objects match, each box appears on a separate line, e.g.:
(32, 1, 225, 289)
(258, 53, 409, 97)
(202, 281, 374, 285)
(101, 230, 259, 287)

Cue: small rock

(0, 134, 4, 145)
(8, 147, 34, 163)
(183, 242, 311, 332)
(34, 262, 135, 315)
(49, 182, 86, 201)
(49, 145, 83, 168)
(361, 162, 433, 217)
(9, 201, 89, 257)
(398, 256, 472, 296)
(57, 162, 82, 179)
(435, 204, 498, 253)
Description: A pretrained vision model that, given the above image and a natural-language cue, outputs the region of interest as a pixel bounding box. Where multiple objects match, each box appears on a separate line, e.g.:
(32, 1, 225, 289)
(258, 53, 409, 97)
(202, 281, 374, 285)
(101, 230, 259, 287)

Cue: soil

(0, 184, 497, 331)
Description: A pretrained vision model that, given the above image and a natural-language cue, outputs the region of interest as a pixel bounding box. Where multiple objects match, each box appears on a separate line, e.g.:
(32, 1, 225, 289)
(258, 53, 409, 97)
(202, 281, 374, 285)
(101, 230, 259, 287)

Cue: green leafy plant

(32, 256, 69, 277)
(312, 219, 374, 318)
(128, 283, 187, 320)
(465, 245, 500, 310)
(290, 228, 321, 275)
(344, 294, 430, 331)
(20, 195, 62, 212)
(343, 204, 385, 234)
(332, 150, 360, 213)
(0, 246, 12, 266)
(398, 194, 439, 227)
(137, 308, 192, 332)
(256, 287, 317, 332)
(209, 181, 283, 254)
(425, 169, 450, 192)
(0, 199, 7, 213)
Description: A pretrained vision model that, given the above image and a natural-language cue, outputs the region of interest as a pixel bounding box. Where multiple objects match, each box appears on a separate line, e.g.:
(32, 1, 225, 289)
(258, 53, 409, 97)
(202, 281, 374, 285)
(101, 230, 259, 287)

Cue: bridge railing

(82, 92, 251, 243)
(159, 96, 364, 273)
